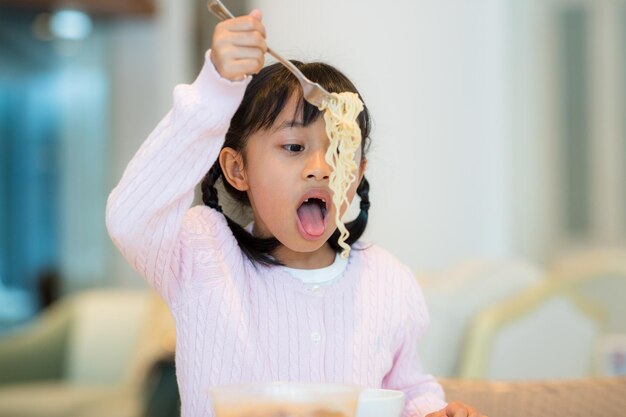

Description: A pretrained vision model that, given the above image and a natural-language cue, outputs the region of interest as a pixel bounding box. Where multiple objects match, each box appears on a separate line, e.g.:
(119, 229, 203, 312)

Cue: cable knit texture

(106, 50, 446, 417)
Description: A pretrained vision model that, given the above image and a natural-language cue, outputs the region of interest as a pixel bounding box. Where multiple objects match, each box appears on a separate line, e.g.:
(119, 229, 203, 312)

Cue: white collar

(244, 222, 348, 283)
(280, 253, 348, 284)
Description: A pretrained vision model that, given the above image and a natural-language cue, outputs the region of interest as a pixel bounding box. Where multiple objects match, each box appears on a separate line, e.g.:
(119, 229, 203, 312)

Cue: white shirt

(245, 222, 348, 284)
(280, 253, 348, 284)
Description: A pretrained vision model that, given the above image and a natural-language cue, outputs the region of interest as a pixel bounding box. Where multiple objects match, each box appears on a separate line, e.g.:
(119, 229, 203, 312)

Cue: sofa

(0, 288, 176, 417)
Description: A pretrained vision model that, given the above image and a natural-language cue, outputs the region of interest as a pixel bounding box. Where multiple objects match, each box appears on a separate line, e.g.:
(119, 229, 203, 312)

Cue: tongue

(297, 202, 325, 236)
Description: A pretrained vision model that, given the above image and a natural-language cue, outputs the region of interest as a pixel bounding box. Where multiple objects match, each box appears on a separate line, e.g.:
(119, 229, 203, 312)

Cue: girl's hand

(426, 401, 486, 417)
(210, 9, 267, 81)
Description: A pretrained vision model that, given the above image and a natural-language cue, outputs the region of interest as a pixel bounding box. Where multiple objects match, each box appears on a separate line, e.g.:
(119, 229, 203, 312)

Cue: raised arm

(105, 53, 249, 303)
(106, 10, 267, 304)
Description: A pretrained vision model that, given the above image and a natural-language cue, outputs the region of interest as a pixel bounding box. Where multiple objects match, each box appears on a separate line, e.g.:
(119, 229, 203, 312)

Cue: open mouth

(296, 197, 328, 238)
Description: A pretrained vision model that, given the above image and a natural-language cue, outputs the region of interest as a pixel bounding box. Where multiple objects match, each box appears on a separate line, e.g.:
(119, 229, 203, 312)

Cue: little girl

(107, 9, 482, 417)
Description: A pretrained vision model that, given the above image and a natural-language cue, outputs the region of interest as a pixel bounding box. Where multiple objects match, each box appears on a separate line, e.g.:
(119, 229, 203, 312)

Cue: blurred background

(0, 0, 625, 416)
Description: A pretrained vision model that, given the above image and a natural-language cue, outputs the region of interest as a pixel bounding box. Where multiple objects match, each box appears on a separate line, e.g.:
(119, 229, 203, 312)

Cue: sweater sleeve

(105, 50, 249, 305)
(382, 267, 447, 417)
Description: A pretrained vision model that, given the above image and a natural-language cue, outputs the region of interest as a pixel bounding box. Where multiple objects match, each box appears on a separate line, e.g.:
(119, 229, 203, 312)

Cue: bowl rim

(209, 381, 362, 402)
(359, 388, 405, 401)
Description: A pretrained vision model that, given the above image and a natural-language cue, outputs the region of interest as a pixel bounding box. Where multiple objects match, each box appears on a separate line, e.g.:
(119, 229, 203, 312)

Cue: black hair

(200, 60, 372, 266)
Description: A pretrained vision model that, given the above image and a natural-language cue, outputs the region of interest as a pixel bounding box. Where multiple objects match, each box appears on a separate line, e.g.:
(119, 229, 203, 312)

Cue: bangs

(225, 61, 371, 150)
(242, 64, 319, 133)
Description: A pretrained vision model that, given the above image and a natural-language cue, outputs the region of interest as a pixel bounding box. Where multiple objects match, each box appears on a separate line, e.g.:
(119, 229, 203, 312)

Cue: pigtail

(201, 163, 223, 212)
(201, 162, 282, 267)
(328, 176, 370, 252)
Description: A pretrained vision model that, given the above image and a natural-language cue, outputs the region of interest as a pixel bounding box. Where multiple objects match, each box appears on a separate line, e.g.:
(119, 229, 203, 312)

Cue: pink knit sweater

(106, 51, 446, 417)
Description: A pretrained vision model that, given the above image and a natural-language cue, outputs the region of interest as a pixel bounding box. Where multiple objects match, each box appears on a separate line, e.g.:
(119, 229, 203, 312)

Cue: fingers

(248, 9, 262, 22)
(465, 406, 479, 417)
(219, 14, 266, 38)
(445, 401, 461, 416)
(211, 12, 267, 80)
(219, 56, 264, 79)
(226, 31, 268, 50)
(211, 48, 264, 80)
(445, 401, 481, 417)
(451, 408, 468, 417)
(467, 408, 482, 417)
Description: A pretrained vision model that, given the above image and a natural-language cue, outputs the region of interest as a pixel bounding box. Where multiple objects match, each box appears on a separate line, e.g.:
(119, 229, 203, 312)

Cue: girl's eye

(283, 144, 304, 153)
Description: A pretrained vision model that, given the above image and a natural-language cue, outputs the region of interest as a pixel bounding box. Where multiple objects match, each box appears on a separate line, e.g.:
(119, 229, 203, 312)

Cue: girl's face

(220, 94, 366, 268)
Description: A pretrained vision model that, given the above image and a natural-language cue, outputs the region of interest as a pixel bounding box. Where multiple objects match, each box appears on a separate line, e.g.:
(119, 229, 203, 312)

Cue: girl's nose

(304, 150, 331, 181)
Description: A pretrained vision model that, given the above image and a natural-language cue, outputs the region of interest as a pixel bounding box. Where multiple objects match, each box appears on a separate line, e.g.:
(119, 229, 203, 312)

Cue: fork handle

(266, 48, 309, 83)
(208, 0, 234, 20)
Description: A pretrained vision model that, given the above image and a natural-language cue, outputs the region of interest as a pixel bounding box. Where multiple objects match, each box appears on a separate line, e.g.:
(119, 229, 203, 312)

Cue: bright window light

(49, 9, 92, 40)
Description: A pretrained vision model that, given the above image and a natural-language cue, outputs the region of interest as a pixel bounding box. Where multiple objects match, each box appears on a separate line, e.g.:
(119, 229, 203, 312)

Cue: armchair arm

(0, 299, 73, 384)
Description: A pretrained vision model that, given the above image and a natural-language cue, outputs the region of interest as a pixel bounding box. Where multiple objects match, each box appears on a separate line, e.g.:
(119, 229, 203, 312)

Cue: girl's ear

(219, 147, 248, 191)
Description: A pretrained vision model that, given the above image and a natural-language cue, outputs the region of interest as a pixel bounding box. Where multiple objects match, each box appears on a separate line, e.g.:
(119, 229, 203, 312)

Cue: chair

(549, 248, 626, 334)
(416, 259, 544, 377)
(0, 288, 175, 417)
(440, 377, 626, 417)
(459, 252, 626, 379)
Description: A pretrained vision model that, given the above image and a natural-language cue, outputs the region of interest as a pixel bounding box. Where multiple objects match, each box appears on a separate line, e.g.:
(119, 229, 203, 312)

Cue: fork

(207, 0, 332, 108)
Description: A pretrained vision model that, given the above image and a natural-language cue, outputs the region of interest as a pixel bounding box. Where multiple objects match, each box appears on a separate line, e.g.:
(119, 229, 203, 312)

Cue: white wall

(105, 0, 194, 286)
(510, 0, 626, 263)
(252, 0, 515, 271)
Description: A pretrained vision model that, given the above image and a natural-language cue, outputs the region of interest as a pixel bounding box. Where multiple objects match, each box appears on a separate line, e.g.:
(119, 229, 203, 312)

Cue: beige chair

(440, 377, 626, 417)
(416, 259, 544, 377)
(0, 289, 175, 417)
(459, 253, 626, 379)
(549, 248, 626, 334)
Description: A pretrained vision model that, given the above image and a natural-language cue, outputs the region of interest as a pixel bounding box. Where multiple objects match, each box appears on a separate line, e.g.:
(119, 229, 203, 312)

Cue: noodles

(318, 92, 364, 259)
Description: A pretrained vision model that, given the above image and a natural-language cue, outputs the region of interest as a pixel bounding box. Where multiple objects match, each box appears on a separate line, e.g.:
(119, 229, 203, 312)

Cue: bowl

(356, 388, 405, 417)
(210, 382, 361, 417)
